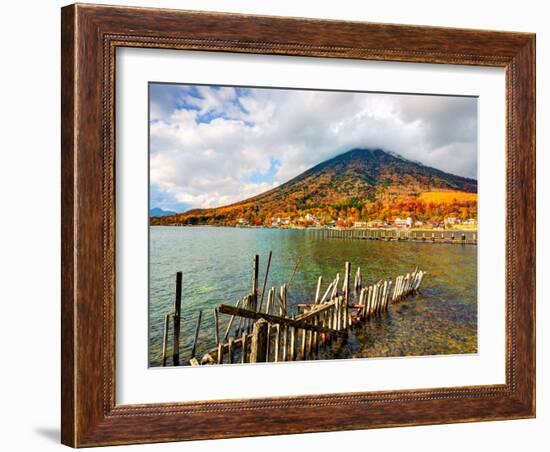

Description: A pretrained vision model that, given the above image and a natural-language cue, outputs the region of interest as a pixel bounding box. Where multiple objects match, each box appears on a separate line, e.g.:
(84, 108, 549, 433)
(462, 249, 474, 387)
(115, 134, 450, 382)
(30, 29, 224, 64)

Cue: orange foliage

(419, 191, 477, 205)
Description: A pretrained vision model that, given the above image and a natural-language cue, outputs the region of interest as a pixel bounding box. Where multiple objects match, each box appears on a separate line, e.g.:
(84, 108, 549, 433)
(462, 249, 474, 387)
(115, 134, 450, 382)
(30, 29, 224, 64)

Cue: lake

(149, 226, 477, 366)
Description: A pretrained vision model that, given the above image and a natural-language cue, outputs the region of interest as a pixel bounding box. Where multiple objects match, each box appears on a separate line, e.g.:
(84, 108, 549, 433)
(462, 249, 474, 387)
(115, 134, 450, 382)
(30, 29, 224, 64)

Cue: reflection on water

(149, 226, 477, 366)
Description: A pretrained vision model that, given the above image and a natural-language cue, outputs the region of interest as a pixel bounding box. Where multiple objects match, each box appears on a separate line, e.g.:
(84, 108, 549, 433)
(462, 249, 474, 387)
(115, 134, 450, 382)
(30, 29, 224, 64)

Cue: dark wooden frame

(61, 3, 536, 447)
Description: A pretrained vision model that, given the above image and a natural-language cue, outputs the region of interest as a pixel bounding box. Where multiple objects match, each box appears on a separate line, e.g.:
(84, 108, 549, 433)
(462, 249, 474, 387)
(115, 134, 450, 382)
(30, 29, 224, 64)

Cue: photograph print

(148, 83, 478, 367)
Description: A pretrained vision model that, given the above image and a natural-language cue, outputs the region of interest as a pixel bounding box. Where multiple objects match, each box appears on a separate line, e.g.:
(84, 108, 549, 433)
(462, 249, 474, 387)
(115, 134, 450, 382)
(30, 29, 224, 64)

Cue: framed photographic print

(61, 3, 536, 447)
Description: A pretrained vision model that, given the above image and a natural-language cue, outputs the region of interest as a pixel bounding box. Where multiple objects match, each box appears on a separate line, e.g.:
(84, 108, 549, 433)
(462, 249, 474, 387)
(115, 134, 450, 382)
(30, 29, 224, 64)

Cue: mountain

(151, 148, 477, 226)
(150, 207, 178, 217)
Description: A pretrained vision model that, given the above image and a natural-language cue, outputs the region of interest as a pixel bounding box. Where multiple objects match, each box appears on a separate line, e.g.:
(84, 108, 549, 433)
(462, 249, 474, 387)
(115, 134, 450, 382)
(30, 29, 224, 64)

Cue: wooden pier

(159, 255, 426, 366)
(320, 228, 477, 244)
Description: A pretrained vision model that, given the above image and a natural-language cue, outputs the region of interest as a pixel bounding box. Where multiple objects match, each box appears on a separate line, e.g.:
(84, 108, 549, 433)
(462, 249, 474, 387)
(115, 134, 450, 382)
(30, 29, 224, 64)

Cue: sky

(149, 83, 477, 213)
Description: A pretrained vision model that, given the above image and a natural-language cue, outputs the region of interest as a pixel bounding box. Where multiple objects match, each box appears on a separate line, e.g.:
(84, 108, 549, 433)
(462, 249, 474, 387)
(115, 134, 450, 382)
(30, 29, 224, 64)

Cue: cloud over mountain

(150, 84, 477, 212)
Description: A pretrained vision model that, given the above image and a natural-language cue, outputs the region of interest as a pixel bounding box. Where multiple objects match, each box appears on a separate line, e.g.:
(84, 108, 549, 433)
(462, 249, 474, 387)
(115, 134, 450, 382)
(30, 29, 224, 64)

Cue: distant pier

(319, 228, 477, 245)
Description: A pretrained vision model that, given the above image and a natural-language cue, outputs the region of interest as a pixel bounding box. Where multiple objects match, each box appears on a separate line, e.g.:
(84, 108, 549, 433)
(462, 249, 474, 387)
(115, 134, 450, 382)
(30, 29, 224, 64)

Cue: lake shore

(151, 223, 477, 232)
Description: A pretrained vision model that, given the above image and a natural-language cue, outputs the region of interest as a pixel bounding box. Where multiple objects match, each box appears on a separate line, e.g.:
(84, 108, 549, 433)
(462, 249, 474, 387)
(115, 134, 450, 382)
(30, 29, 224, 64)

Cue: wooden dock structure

(321, 228, 477, 244)
(159, 255, 426, 366)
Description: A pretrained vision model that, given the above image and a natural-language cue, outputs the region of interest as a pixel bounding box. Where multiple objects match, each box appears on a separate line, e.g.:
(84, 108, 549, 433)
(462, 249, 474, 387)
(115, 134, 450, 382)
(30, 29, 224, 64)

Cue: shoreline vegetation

(150, 191, 477, 231)
(150, 224, 477, 232)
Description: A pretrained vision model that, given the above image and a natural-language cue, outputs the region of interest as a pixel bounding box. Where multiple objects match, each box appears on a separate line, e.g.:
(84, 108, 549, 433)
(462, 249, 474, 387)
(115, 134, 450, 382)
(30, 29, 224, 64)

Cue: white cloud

(150, 84, 477, 210)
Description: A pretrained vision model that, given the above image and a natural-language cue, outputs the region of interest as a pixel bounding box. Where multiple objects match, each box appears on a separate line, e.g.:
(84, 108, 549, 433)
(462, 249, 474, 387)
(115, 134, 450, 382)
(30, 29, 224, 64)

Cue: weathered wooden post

(341, 295, 346, 329)
(395, 276, 401, 301)
(257, 251, 272, 311)
(228, 339, 234, 364)
(397, 275, 402, 300)
(315, 276, 323, 304)
(392, 277, 398, 302)
(416, 271, 425, 292)
(235, 296, 246, 335)
(281, 325, 288, 361)
(385, 281, 393, 310)
(331, 274, 339, 299)
(289, 326, 296, 361)
(359, 288, 366, 318)
(245, 294, 253, 334)
(320, 280, 333, 304)
(266, 287, 275, 314)
(214, 308, 220, 346)
(190, 310, 202, 359)
(241, 332, 248, 363)
(274, 324, 280, 362)
(354, 267, 361, 293)
(380, 281, 387, 313)
(172, 271, 182, 366)
(366, 287, 372, 317)
(335, 296, 341, 330)
(413, 271, 421, 293)
(300, 328, 307, 359)
(283, 283, 288, 314)
(312, 317, 318, 355)
(223, 299, 241, 341)
(319, 312, 326, 346)
(399, 275, 405, 299)
(371, 284, 378, 316)
(266, 323, 272, 360)
(334, 296, 340, 330)
(340, 295, 345, 330)
(250, 319, 268, 363)
(344, 262, 351, 329)
(161, 313, 170, 366)
(279, 284, 287, 316)
(378, 282, 384, 314)
(252, 254, 259, 310)
(217, 342, 224, 364)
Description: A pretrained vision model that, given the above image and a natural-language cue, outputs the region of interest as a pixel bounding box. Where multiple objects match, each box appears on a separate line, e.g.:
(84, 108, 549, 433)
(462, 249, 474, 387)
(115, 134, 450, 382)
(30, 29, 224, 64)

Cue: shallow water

(149, 226, 477, 366)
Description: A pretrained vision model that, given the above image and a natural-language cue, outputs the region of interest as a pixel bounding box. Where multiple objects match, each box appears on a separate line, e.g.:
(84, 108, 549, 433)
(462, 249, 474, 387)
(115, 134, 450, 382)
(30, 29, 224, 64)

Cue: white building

(393, 217, 413, 229)
(353, 221, 369, 228)
(444, 217, 461, 226)
(305, 213, 320, 225)
(270, 217, 291, 227)
(366, 220, 387, 228)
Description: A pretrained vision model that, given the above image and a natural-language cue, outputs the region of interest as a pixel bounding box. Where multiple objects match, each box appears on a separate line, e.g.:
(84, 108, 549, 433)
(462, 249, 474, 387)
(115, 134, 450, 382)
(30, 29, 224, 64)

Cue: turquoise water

(149, 226, 477, 366)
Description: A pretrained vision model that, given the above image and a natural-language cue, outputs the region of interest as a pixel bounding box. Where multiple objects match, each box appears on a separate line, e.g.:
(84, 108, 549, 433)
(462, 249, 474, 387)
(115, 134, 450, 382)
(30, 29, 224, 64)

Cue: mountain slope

(151, 148, 477, 226)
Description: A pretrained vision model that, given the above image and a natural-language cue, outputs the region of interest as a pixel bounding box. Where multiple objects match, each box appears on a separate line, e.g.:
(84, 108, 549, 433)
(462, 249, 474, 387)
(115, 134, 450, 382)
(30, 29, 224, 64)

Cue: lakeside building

(430, 222, 445, 229)
(270, 217, 291, 227)
(304, 213, 321, 225)
(393, 217, 413, 229)
(444, 217, 461, 226)
(366, 220, 387, 228)
(353, 221, 369, 228)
